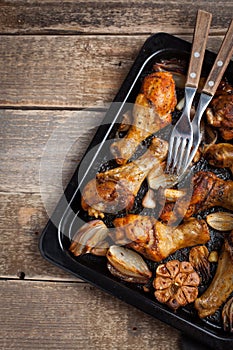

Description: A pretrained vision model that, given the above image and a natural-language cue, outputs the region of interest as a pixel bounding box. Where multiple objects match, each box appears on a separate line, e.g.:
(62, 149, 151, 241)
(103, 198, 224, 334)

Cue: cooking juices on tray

(68, 56, 233, 334)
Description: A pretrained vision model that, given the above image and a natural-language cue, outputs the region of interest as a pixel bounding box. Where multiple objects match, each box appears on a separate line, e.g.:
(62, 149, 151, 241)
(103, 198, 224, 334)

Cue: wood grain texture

(0, 35, 225, 108)
(0, 110, 104, 279)
(0, 0, 232, 35)
(1, 3, 233, 347)
(0, 280, 181, 350)
(0, 191, 78, 280)
(0, 110, 104, 193)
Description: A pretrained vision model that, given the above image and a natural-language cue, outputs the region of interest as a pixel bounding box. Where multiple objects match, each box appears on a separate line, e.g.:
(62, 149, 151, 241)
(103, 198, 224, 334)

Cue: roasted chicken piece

(160, 171, 233, 223)
(81, 137, 168, 218)
(204, 143, 233, 173)
(222, 296, 233, 332)
(195, 230, 233, 318)
(185, 171, 233, 217)
(111, 214, 210, 262)
(110, 71, 177, 164)
(153, 260, 200, 310)
(206, 80, 233, 140)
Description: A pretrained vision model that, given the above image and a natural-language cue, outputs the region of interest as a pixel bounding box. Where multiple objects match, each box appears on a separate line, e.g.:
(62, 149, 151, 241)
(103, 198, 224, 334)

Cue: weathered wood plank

(0, 110, 104, 193)
(0, 35, 225, 108)
(0, 0, 232, 35)
(0, 110, 105, 279)
(0, 280, 181, 350)
(0, 192, 75, 280)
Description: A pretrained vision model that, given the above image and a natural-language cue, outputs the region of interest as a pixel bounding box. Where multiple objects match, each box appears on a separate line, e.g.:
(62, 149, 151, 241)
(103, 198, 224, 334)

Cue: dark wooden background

(1, 1, 233, 349)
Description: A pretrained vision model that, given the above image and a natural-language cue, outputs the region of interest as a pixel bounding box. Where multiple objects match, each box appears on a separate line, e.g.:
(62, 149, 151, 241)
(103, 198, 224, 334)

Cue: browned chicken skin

(195, 231, 233, 318)
(160, 171, 233, 223)
(110, 71, 177, 164)
(81, 137, 168, 218)
(112, 214, 210, 262)
(205, 143, 233, 170)
(206, 81, 233, 140)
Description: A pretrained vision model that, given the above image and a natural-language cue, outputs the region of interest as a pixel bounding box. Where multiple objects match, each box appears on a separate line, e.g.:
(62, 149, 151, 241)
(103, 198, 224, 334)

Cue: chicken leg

(195, 231, 233, 318)
(112, 214, 210, 262)
(160, 171, 233, 223)
(110, 71, 177, 164)
(81, 137, 168, 218)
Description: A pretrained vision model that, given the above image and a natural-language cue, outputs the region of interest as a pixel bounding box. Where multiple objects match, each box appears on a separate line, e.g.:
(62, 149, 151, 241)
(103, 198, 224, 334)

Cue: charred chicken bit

(110, 71, 177, 164)
(153, 260, 200, 310)
(195, 230, 233, 318)
(81, 137, 167, 218)
(112, 214, 210, 262)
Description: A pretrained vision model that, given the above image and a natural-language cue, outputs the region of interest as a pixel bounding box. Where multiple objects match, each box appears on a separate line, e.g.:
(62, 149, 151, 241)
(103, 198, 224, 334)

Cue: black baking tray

(39, 33, 233, 349)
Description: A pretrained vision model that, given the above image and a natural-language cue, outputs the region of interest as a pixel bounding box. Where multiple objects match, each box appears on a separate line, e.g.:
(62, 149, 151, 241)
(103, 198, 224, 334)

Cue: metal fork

(183, 18, 233, 174)
(166, 10, 212, 174)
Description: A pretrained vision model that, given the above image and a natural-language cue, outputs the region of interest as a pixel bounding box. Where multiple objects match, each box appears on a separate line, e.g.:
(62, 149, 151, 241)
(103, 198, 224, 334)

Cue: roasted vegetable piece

(153, 260, 200, 310)
(195, 231, 233, 318)
(160, 171, 233, 223)
(110, 71, 176, 164)
(222, 297, 233, 333)
(81, 137, 167, 218)
(112, 214, 210, 262)
(69, 220, 109, 256)
(106, 245, 152, 284)
(189, 246, 210, 282)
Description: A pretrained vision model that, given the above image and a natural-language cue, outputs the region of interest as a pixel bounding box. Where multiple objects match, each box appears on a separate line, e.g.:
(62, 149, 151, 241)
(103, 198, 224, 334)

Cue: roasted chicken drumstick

(81, 137, 167, 218)
(195, 230, 233, 318)
(160, 171, 233, 223)
(112, 214, 210, 262)
(110, 71, 177, 164)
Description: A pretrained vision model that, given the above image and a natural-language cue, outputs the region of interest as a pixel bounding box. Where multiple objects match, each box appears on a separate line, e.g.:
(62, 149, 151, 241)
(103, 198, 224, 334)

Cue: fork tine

(175, 138, 189, 173)
(176, 137, 193, 174)
(169, 137, 181, 172)
(166, 10, 212, 177)
(166, 137, 176, 170)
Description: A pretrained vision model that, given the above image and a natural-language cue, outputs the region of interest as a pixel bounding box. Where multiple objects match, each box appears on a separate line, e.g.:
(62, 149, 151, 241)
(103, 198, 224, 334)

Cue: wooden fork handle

(186, 10, 212, 89)
(202, 19, 233, 96)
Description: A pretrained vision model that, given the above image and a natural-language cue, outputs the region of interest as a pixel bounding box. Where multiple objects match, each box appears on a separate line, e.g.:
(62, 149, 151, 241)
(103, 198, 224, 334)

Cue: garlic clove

(189, 245, 210, 282)
(206, 212, 233, 231)
(208, 250, 219, 263)
(142, 189, 156, 208)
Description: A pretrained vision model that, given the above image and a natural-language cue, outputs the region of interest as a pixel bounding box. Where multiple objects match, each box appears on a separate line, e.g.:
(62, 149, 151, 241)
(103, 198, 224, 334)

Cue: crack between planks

(0, 276, 84, 284)
(0, 30, 227, 37)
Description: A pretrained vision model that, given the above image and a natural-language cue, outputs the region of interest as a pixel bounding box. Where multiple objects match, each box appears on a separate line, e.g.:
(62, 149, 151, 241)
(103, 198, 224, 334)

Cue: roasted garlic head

(153, 260, 200, 310)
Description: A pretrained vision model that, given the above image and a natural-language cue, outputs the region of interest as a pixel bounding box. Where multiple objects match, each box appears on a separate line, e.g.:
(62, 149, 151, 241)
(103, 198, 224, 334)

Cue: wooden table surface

(1, 2, 233, 349)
